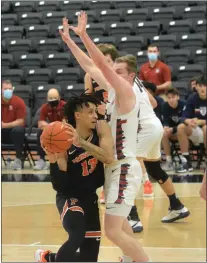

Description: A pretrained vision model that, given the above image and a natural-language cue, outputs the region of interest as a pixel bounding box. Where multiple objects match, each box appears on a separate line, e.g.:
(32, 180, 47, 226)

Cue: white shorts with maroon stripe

(104, 157, 142, 216)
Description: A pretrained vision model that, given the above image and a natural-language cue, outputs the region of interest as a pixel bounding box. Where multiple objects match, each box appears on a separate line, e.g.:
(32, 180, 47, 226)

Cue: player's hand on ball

(61, 122, 80, 146)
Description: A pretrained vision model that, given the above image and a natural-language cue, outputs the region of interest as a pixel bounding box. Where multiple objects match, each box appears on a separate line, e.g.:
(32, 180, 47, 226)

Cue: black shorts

(56, 193, 101, 238)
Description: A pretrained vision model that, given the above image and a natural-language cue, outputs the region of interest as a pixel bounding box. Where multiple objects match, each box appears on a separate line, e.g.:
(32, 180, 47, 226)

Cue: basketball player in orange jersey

(35, 93, 114, 262)
(85, 43, 119, 205)
(60, 13, 150, 262)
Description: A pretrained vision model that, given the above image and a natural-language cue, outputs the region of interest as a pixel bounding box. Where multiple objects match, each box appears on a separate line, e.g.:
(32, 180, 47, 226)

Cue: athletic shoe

(143, 180, 154, 197)
(35, 249, 51, 262)
(162, 161, 174, 171)
(99, 190, 105, 204)
(161, 206, 190, 223)
(33, 159, 47, 170)
(177, 162, 193, 173)
(8, 158, 22, 170)
(128, 219, 143, 233)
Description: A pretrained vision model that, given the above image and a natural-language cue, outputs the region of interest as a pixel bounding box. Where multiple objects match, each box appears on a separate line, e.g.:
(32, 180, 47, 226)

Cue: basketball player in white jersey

(59, 13, 149, 262)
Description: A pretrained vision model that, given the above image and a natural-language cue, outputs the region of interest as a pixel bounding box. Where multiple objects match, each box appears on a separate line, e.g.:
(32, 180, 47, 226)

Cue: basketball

(41, 121, 73, 153)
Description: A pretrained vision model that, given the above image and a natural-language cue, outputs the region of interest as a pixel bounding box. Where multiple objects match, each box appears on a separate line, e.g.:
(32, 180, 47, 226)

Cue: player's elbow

(104, 155, 114, 165)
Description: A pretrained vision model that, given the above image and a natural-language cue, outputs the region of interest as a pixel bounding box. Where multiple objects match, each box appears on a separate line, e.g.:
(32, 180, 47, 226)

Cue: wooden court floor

(2, 178, 206, 262)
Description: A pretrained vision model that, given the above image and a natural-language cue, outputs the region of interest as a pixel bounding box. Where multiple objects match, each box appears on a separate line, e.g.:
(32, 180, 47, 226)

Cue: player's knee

(105, 225, 119, 241)
(177, 123, 186, 135)
(144, 161, 169, 184)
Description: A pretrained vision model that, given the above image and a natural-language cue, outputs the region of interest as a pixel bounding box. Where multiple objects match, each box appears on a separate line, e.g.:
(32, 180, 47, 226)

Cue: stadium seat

(150, 35, 177, 50)
(86, 23, 107, 38)
(152, 7, 176, 25)
(67, 37, 87, 51)
(136, 50, 148, 68)
(93, 36, 117, 46)
(18, 12, 43, 25)
(33, 39, 63, 55)
(123, 8, 149, 24)
(25, 68, 53, 87)
(108, 22, 134, 37)
(180, 33, 206, 52)
(2, 25, 24, 40)
(18, 54, 44, 69)
(182, 6, 206, 20)
(166, 20, 193, 36)
(168, 64, 177, 81)
(74, 10, 98, 23)
(44, 53, 71, 69)
(54, 68, 81, 88)
(177, 64, 205, 81)
(1, 14, 18, 26)
(13, 84, 32, 107)
(25, 25, 50, 40)
(12, 1, 35, 13)
(59, 1, 83, 11)
(172, 81, 189, 100)
(63, 84, 85, 100)
(35, 1, 59, 12)
(136, 21, 161, 40)
(1, 1, 11, 13)
(6, 39, 32, 56)
(42, 11, 68, 25)
(115, 1, 138, 9)
(118, 36, 147, 55)
(139, 1, 164, 8)
(99, 9, 123, 23)
(193, 48, 207, 67)
(85, 1, 112, 11)
(2, 54, 14, 69)
(195, 19, 207, 34)
(2, 69, 24, 84)
(163, 49, 192, 67)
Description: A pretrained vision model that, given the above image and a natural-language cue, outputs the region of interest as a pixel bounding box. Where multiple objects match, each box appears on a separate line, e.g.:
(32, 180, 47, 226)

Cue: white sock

(166, 156, 172, 163)
(180, 155, 187, 163)
(143, 172, 149, 183)
(122, 255, 133, 262)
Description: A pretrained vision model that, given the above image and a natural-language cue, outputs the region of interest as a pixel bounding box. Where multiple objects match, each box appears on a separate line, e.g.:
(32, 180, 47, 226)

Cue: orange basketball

(41, 121, 73, 153)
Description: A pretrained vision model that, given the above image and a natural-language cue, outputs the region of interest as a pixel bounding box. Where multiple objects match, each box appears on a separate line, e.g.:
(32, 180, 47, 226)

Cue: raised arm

(59, 17, 108, 91)
(70, 11, 135, 112)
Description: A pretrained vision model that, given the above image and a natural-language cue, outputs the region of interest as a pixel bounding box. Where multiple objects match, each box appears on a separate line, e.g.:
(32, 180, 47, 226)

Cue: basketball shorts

(136, 117, 164, 160)
(188, 126, 204, 145)
(104, 157, 142, 217)
(56, 193, 101, 239)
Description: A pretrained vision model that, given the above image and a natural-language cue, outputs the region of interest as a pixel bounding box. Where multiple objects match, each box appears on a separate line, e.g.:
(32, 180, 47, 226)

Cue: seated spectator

(187, 75, 202, 99)
(177, 76, 207, 173)
(142, 81, 164, 122)
(161, 88, 186, 171)
(139, 44, 172, 100)
(33, 88, 66, 170)
(1, 80, 26, 170)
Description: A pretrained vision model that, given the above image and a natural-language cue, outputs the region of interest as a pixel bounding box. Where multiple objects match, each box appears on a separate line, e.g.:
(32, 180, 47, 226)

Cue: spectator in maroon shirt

(33, 88, 66, 170)
(139, 44, 172, 100)
(1, 79, 26, 170)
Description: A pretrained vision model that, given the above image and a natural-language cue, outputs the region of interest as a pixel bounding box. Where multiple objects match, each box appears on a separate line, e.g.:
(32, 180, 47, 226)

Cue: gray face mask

(48, 100, 59, 107)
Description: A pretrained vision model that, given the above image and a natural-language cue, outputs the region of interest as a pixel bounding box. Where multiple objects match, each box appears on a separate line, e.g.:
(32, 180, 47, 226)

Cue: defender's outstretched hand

(59, 17, 71, 43)
(69, 10, 88, 37)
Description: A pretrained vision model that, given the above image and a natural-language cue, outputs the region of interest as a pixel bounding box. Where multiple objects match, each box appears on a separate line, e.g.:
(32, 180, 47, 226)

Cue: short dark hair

(2, 79, 12, 86)
(166, 87, 179, 96)
(97, 43, 119, 62)
(142, 81, 157, 94)
(147, 44, 159, 51)
(196, 75, 207, 86)
(64, 93, 100, 128)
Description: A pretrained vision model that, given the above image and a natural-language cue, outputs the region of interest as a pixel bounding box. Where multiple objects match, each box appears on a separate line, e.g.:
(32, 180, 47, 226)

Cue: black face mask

(48, 100, 59, 108)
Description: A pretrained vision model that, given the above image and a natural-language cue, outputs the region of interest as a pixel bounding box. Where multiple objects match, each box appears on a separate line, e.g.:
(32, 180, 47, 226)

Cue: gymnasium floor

(2, 165, 206, 262)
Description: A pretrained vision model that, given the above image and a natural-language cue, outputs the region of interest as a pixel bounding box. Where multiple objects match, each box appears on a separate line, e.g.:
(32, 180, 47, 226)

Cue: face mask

(148, 53, 158, 61)
(3, 89, 13, 100)
(48, 100, 59, 108)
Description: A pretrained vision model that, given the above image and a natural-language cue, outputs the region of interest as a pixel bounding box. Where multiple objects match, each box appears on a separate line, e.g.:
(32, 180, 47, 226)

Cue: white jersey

(133, 77, 156, 123)
(105, 86, 139, 160)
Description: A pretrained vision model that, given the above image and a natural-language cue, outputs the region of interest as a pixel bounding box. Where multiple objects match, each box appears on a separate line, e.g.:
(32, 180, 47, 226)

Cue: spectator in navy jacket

(142, 81, 164, 122)
(177, 76, 207, 173)
(161, 88, 185, 171)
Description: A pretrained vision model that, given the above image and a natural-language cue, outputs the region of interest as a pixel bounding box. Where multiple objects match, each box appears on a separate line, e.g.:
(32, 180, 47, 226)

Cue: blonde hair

(115, 55, 137, 75)
(97, 43, 119, 61)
